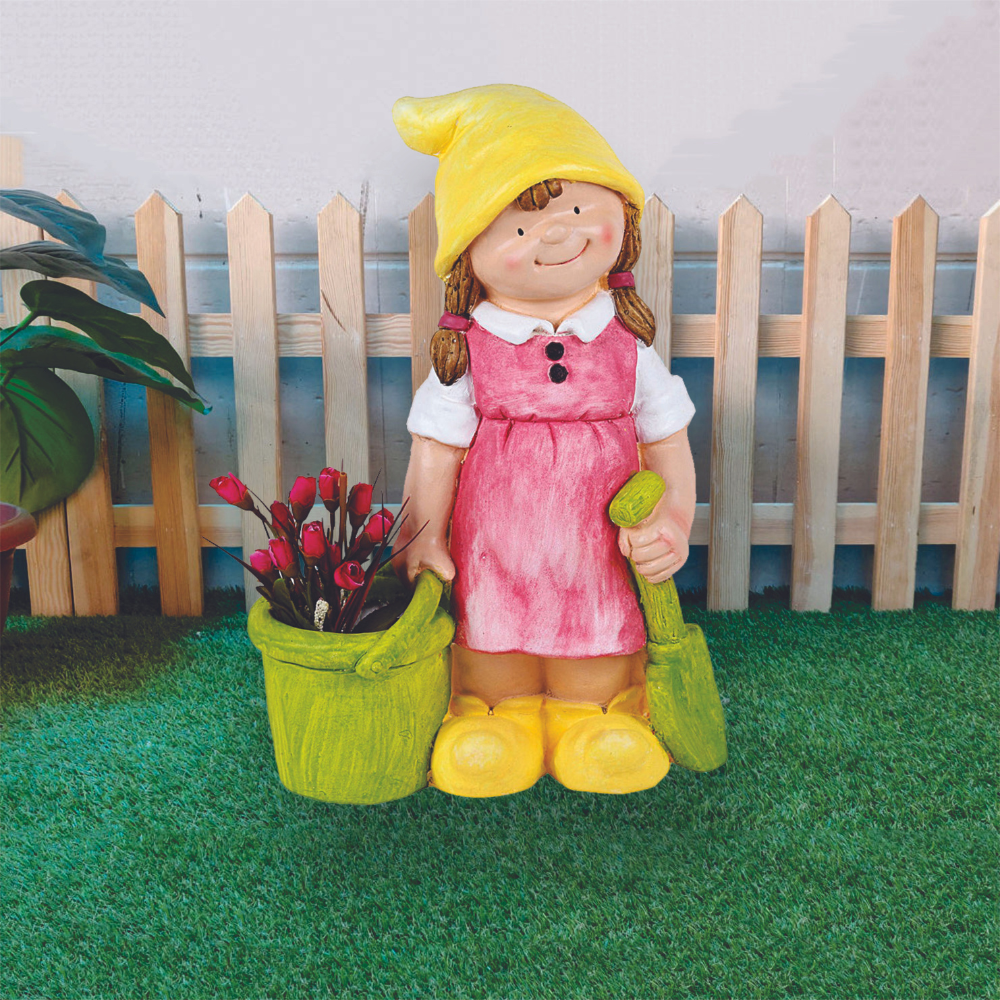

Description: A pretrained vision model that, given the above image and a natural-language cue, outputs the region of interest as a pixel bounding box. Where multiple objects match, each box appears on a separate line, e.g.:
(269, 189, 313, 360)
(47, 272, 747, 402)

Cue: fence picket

(791, 196, 851, 611)
(408, 194, 442, 394)
(54, 191, 118, 615)
(708, 196, 763, 610)
(953, 201, 1000, 609)
(873, 197, 939, 610)
(635, 196, 675, 364)
(1, 136, 74, 615)
(228, 194, 282, 613)
(135, 192, 203, 615)
(318, 195, 369, 485)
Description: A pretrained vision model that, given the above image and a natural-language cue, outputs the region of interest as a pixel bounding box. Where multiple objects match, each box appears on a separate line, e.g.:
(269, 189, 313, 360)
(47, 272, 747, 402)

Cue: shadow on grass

(7, 584, 247, 617)
(1, 586, 248, 709)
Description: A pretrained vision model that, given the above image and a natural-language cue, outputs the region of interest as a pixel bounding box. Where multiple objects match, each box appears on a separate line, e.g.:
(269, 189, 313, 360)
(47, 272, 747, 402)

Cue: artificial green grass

(1, 592, 997, 999)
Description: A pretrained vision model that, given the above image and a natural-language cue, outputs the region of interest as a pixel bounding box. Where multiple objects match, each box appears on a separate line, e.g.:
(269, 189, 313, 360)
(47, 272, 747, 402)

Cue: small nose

(540, 223, 570, 245)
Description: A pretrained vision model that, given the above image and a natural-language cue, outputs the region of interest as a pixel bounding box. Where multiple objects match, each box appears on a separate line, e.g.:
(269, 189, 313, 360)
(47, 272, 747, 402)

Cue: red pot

(1, 503, 37, 632)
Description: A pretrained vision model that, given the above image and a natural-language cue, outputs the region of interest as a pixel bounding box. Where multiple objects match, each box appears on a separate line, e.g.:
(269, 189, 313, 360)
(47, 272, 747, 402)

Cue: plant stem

(0, 310, 38, 347)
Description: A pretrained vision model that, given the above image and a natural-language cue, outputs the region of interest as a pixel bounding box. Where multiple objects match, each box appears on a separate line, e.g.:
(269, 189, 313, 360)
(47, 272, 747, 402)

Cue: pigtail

(430, 250, 482, 385)
(610, 201, 656, 347)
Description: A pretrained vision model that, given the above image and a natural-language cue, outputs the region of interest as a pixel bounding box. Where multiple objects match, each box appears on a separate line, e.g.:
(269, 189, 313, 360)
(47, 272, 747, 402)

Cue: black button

(549, 364, 568, 383)
(545, 341, 565, 360)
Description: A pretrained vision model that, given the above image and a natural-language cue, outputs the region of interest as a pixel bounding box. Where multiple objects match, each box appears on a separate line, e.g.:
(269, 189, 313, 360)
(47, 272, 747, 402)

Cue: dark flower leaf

(351, 597, 408, 633)
(201, 536, 273, 588)
(271, 577, 313, 629)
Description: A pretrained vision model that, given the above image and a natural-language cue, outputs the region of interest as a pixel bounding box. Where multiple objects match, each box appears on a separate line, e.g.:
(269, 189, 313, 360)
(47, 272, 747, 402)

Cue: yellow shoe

(430, 693, 545, 798)
(544, 685, 670, 794)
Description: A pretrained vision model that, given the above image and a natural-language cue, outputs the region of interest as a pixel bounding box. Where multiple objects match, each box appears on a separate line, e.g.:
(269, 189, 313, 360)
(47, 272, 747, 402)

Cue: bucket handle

(353, 570, 445, 681)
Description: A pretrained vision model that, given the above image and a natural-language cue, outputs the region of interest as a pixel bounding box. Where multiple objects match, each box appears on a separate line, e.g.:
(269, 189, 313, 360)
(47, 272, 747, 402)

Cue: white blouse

(406, 291, 695, 448)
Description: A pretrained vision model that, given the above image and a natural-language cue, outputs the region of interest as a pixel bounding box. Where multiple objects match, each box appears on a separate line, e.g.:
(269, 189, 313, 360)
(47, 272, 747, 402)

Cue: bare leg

(543, 651, 643, 705)
(629, 646, 649, 688)
(451, 645, 544, 707)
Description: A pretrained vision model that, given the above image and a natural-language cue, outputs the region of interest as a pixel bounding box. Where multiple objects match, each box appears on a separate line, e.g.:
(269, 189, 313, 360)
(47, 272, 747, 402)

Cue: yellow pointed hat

(393, 84, 644, 280)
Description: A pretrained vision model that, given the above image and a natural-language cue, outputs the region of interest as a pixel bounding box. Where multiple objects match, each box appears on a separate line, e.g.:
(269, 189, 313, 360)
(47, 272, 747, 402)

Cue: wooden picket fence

(1, 136, 998, 616)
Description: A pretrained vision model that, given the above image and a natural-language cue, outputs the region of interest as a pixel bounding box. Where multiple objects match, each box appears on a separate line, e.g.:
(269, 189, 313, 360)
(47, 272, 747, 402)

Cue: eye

(517, 228, 524, 236)
(573, 206, 580, 214)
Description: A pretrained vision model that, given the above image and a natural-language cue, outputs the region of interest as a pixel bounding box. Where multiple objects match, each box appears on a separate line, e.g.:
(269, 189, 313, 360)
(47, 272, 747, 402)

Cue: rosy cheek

(600, 224, 614, 246)
(504, 255, 521, 270)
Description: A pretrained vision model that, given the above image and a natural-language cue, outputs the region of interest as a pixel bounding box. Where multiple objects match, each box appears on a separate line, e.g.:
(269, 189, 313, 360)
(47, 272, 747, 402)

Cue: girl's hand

(617, 499, 690, 584)
(392, 537, 456, 587)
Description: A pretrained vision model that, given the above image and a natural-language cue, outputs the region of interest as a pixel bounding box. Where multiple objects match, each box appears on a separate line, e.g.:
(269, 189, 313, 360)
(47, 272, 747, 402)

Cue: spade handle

(609, 471, 687, 644)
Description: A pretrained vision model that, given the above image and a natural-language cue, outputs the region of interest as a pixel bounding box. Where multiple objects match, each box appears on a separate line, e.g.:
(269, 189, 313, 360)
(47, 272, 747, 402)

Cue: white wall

(2, 0, 997, 256)
(2, 0, 997, 597)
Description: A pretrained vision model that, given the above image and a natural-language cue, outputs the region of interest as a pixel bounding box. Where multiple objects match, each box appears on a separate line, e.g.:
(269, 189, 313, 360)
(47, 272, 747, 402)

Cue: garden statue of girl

(391, 85, 697, 798)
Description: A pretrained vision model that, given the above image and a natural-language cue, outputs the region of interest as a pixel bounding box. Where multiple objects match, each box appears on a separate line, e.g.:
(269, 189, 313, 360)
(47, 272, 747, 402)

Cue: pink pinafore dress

(449, 315, 647, 658)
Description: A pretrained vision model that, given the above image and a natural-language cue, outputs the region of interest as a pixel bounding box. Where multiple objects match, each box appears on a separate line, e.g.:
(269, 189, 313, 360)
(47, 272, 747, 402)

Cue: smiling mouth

(536, 241, 588, 267)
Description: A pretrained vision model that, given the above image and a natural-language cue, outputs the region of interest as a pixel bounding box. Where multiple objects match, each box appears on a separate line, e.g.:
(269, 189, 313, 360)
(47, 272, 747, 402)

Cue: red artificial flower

(289, 476, 316, 520)
(301, 521, 328, 562)
(376, 507, 395, 527)
(363, 511, 393, 544)
(250, 548, 277, 578)
(319, 468, 341, 509)
(347, 482, 373, 529)
(210, 473, 253, 511)
(268, 537, 298, 575)
(333, 560, 365, 591)
(270, 501, 295, 540)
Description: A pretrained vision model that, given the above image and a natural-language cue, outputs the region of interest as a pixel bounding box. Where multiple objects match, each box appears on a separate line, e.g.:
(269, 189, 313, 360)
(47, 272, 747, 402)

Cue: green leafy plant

(0, 190, 210, 513)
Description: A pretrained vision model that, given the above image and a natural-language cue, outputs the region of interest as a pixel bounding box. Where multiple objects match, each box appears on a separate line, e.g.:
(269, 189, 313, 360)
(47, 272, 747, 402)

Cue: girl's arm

(391, 433, 465, 586)
(618, 424, 696, 584)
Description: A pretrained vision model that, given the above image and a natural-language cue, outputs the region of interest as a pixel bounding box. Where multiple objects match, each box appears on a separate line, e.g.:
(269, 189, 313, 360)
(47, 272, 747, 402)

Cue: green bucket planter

(247, 569, 454, 805)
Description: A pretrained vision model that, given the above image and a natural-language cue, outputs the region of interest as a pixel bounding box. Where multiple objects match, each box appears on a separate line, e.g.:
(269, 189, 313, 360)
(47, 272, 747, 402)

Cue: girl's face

(468, 181, 626, 303)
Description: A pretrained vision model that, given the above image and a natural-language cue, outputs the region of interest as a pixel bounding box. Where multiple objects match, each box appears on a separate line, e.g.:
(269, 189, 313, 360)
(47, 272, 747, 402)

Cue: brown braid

(430, 180, 653, 383)
(609, 201, 655, 346)
(429, 250, 481, 385)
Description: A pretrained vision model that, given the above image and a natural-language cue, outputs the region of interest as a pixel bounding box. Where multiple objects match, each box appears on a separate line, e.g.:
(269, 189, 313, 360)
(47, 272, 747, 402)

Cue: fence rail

(2, 136, 997, 615)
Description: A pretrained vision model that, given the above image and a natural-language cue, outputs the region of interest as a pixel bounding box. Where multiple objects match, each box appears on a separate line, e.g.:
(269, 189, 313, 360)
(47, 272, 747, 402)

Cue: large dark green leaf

(0, 189, 107, 260)
(0, 366, 95, 513)
(19, 281, 198, 394)
(2, 243, 163, 316)
(1, 326, 210, 414)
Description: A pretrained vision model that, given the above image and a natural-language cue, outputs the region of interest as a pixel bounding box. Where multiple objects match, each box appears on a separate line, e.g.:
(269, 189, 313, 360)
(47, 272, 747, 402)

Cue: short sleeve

(406, 367, 480, 448)
(632, 342, 696, 444)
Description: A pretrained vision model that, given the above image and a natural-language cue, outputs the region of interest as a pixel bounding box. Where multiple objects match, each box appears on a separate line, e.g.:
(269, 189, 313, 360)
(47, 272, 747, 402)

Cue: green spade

(609, 471, 728, 772)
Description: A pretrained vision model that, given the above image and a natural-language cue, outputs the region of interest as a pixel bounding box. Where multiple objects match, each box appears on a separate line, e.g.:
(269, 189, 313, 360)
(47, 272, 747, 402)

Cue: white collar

(471, 290, 616, 345)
